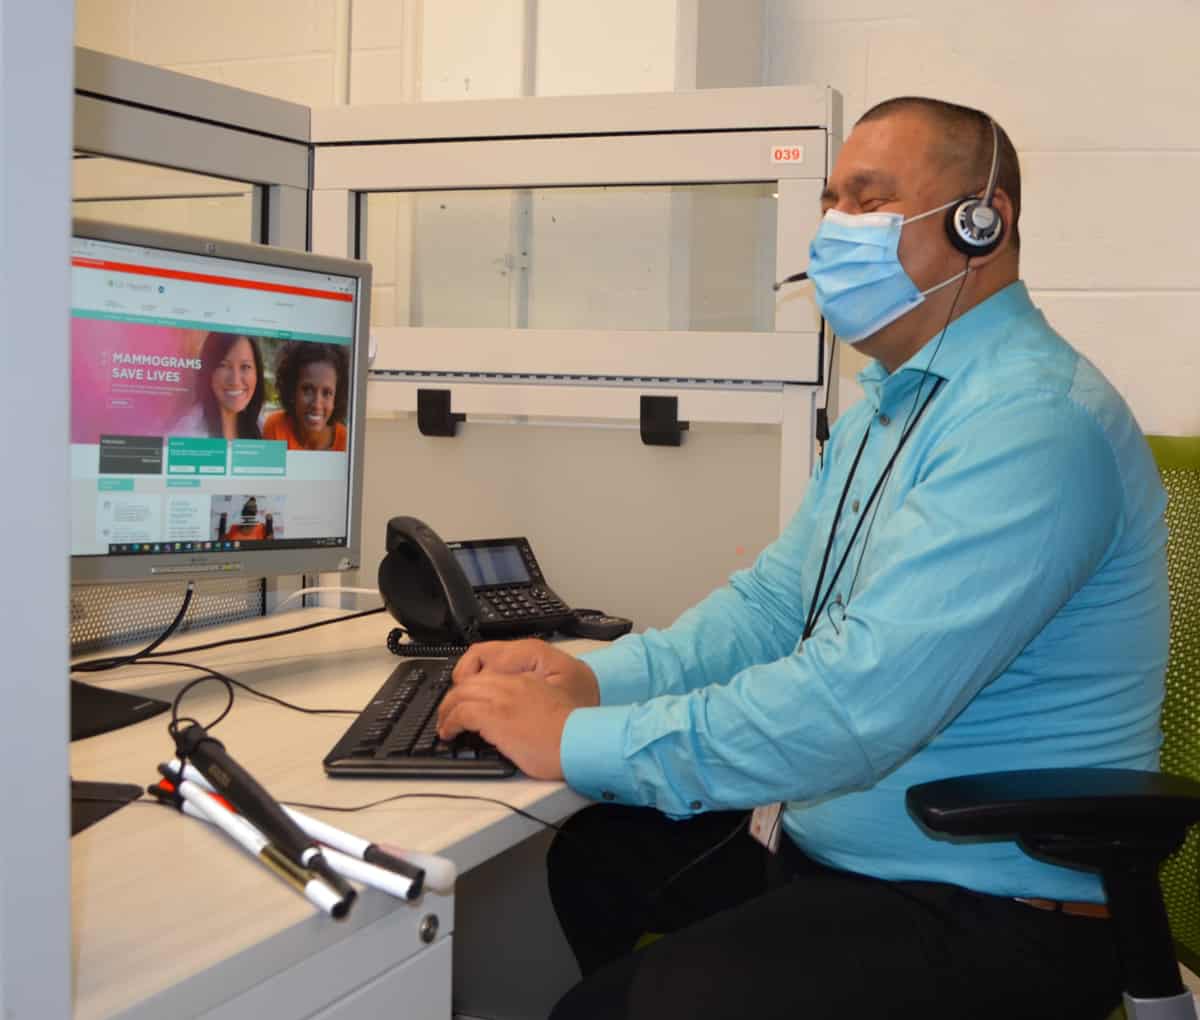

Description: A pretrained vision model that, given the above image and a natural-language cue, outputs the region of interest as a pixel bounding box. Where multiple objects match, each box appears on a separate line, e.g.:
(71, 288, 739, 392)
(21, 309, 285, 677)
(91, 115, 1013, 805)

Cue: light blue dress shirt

(564, 281, 1169, 903)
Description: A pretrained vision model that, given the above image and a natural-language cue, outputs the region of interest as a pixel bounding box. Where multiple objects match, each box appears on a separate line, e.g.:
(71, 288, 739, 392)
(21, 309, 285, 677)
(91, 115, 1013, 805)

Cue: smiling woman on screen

(262, 342, 349, 452)
(172, 332, 266, 441)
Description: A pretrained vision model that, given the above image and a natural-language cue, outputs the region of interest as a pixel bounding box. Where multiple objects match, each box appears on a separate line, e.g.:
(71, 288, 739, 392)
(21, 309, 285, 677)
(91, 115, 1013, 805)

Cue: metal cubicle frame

(74, 47, 311, 248)
(71, 57, 842, 636)
(310, 84, 842, 528)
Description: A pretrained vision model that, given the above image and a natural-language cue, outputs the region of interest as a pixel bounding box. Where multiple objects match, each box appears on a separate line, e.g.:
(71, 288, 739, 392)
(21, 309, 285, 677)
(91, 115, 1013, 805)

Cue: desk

(70, 609, 592, 1019)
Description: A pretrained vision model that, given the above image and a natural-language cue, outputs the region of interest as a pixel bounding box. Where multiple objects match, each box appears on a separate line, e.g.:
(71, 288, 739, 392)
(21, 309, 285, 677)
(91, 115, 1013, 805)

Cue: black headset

(944, 117, 1004, 257)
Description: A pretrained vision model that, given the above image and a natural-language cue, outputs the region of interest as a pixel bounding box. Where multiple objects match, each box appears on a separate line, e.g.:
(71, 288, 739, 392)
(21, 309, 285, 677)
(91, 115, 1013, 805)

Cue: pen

(173, 724, 356, 908)
(153, 776, 351, 919)
(168, 758, 450, 894)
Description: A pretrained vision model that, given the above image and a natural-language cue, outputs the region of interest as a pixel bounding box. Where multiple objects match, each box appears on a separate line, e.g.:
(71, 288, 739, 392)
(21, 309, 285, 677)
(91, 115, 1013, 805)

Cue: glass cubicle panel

(363, 182, 779, 331)
(73, 155, 257, 242)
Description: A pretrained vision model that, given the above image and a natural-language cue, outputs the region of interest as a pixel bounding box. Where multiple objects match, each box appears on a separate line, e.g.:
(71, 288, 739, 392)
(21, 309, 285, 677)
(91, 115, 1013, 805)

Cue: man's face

(820, 110, 968, 358)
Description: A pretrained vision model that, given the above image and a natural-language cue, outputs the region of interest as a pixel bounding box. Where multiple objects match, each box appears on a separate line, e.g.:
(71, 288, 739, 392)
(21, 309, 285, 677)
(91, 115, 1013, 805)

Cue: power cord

(71, 581, 197, 673)
(70, 591, 386, 675)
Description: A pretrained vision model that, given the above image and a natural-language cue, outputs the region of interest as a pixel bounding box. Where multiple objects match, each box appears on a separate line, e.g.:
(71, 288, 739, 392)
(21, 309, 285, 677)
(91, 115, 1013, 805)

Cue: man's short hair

(857, 97, 1021, 250)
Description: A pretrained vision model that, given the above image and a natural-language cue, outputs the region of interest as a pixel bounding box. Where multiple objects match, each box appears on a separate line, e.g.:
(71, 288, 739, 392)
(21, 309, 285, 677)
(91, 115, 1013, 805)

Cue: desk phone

(378, 516, 577, 651)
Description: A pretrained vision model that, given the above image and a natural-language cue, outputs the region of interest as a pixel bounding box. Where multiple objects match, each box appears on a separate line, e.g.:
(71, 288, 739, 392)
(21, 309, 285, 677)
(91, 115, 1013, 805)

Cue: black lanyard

(802, 377, 945, 642)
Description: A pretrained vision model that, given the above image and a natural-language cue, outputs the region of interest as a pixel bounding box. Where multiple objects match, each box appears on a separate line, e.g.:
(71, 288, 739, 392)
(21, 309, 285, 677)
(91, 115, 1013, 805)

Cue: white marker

(168, 758, 454, 893)
(169, 777, 349, 919)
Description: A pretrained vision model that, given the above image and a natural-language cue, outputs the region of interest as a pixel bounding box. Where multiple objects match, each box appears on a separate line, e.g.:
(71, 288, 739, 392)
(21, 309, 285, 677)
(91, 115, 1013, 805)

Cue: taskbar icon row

(108, 540, 241, 555)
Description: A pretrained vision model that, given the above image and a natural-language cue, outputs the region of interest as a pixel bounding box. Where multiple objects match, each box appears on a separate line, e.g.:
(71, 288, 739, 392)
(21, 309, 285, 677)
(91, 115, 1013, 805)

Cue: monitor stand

(70, 680, 170, 835)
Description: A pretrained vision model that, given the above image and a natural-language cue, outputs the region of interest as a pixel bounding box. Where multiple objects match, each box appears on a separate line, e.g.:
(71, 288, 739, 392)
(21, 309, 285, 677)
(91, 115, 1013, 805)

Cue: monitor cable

(70, 589, 386, 675)
(71, 581, 197, 674)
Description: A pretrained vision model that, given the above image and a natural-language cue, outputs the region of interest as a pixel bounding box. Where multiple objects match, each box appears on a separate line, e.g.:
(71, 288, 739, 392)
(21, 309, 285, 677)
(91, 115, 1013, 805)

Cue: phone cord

(386, 627, 468, 659)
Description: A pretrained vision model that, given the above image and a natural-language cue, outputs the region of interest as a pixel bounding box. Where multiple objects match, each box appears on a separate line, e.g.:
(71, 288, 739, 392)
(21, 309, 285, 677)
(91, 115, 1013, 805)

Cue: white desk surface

(69, 608, 593, 1019)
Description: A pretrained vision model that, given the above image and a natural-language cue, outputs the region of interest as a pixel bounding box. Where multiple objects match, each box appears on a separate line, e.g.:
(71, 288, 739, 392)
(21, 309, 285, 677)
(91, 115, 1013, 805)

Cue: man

(437, 97, 1169, 1019)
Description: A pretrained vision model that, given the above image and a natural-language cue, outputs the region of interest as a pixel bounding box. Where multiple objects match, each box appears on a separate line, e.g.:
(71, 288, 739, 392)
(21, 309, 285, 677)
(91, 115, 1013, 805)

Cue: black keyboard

(323, 658, 516, 778)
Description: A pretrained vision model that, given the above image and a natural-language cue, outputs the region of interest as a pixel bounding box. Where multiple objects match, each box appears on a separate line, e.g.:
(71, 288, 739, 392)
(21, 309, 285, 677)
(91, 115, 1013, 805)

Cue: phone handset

(378, 516, 481, 656)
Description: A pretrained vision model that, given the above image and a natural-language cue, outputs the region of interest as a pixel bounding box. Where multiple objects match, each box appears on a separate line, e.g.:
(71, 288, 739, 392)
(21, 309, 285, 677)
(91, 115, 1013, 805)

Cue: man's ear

(965, 187, 1017, 268)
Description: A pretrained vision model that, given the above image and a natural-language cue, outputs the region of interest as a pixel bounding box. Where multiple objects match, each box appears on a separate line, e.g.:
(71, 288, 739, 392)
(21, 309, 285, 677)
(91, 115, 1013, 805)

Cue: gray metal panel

(266, 184, 309, 250)
(75, 94, 310, 189)
(75, 47, 310, 142)
(314, 127, 827, 191)
(2, 1, 74, 1017)
(311, 84, 832, 143)
(70, 579, 265, 655)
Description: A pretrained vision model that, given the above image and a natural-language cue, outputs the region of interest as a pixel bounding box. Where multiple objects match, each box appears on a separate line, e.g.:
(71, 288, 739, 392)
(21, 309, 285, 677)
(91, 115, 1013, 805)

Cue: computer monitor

(69, 219, 372, 741)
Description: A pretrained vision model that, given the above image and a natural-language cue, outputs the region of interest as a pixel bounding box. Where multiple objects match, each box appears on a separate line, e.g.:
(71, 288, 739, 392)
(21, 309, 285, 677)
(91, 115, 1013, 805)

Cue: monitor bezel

(69, 218, 373, 585)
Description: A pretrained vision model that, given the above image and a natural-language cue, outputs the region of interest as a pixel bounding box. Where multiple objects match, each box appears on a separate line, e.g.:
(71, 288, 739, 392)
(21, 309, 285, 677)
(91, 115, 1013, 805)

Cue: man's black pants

(546, 805, 1125, 1020)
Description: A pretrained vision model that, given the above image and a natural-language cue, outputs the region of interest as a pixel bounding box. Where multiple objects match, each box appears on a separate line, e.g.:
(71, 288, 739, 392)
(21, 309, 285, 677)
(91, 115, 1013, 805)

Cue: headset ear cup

(945, 198, 1003, 257)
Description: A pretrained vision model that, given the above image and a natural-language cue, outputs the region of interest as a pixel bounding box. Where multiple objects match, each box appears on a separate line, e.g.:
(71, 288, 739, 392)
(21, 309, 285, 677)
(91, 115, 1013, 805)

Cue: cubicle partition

(310, 86, 839, 630)
(74, 47, 842, 639)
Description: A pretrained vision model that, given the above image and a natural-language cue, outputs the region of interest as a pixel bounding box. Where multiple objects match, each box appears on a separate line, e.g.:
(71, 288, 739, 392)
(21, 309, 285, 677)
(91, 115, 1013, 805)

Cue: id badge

(749, 802, 783, 853)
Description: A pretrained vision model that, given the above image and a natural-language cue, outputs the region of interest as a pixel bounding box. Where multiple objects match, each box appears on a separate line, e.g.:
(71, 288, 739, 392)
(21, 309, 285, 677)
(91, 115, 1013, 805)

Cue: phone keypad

(478, 584, 568, 623)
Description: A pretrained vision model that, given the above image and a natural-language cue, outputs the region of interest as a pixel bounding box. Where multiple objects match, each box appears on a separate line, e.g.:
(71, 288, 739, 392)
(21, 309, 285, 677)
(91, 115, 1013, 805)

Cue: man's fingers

(437, 677, 504, 735)
(452, 641, 505, 681)
(437, 697, 490, 742)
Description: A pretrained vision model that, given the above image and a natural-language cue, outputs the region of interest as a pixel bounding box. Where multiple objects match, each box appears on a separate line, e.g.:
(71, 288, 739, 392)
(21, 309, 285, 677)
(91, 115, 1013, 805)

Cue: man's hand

(453, 638, 601, 705)
(436, 640, 600, 779)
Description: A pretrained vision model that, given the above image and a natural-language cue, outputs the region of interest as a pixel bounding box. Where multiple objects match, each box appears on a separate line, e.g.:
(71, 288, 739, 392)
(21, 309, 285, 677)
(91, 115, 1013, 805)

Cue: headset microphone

(773, 270, 808, 292)
(945, 117, 1004, 256)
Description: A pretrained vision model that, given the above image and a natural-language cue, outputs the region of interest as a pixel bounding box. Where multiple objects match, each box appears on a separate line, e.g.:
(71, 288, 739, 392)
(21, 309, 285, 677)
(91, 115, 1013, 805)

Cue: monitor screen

(69, 220, 372, 583)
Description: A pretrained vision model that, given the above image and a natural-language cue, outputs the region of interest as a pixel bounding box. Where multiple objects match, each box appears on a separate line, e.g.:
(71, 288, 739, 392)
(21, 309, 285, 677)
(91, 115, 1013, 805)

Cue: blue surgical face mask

(808, 201, 967, 344)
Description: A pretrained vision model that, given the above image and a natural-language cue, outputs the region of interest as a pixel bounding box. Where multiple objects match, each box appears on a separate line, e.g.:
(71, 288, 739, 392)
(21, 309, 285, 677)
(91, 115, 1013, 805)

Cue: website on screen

(70, 237, 358, 558)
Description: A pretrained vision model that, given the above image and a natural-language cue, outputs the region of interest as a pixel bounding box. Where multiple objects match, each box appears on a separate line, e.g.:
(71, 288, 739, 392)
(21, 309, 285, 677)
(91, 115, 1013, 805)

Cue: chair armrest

(907, 768, 1200, 1004)
(906, 768, 1200, 840)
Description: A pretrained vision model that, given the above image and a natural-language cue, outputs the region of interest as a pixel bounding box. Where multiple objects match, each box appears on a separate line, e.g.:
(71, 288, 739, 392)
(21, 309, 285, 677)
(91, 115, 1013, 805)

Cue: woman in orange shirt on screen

(262, 342, 349, 451)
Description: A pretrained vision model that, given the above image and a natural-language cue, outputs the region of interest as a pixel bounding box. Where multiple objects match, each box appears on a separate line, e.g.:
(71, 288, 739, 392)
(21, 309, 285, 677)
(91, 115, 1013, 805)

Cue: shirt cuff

(560, 704, 643, 806)
(578, 636, 652, 706)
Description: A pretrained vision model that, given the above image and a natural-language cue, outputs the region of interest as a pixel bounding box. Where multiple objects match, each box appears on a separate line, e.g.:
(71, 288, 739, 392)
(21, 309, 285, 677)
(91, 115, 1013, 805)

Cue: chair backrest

(1148, 434, 1200, 975)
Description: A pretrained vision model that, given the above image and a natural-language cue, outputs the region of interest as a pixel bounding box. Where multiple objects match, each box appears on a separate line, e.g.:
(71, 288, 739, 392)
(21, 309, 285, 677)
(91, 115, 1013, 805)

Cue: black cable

(816, 329, 837, 469)
(114, 660, 360, 733)
(650, 813, 751, 905)
(133, 606, 386, 660)
(802, 426, 872, 641)
(284, 789, 567, 828)
(281, 788, 749, 909)
(842, 260, 972, 604)
(166, 669, 237, 738)
(71, 582, 196, 673)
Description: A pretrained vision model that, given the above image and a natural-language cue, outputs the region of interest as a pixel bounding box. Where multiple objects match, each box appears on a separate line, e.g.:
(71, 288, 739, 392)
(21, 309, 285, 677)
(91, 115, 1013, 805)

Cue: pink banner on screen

(71, 318, 206, 444)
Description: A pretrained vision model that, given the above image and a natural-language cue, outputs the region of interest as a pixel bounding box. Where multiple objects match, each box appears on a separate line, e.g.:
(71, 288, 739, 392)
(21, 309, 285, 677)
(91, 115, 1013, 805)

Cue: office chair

(908, 434, 1200, 1020)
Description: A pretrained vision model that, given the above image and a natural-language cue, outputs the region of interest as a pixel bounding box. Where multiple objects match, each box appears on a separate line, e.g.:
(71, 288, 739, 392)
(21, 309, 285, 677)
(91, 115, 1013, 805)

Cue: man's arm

(577, 529, 813, 706)
(560, 394, 1126, 814)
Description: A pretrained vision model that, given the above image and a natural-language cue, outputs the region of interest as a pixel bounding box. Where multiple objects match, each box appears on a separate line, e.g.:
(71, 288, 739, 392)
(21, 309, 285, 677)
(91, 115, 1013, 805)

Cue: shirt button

(601, 791, 616, 801)
(879, 413, 891, 426)
(851, 499, 860, 512)
(690, 800, 702, 810)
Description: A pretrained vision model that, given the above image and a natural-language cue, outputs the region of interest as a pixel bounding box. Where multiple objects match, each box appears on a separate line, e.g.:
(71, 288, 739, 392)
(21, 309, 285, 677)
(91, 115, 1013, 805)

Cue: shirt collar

(857, 280, 1034, 401)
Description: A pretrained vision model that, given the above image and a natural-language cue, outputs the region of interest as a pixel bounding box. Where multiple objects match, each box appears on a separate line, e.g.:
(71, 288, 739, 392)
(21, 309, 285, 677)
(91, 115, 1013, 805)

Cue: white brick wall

(765, 0, 1200, 435)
